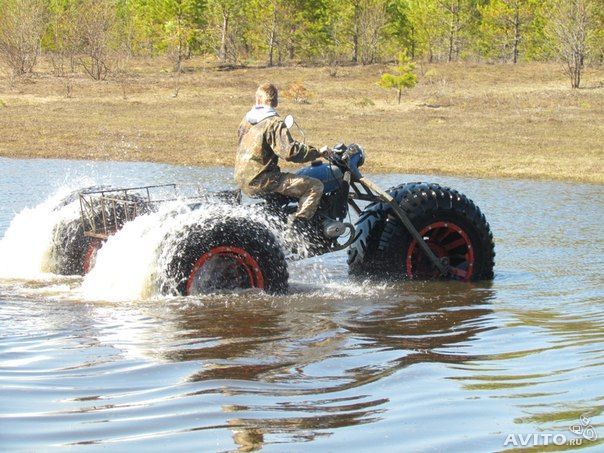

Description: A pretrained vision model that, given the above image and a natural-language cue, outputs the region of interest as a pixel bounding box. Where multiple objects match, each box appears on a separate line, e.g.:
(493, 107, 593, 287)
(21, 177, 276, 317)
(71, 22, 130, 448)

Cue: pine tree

(378, 51, 418, 104)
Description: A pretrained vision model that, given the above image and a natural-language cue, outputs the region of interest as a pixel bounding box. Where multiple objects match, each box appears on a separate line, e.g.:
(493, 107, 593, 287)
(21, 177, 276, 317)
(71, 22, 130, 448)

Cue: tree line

(0, 0, 602, 88)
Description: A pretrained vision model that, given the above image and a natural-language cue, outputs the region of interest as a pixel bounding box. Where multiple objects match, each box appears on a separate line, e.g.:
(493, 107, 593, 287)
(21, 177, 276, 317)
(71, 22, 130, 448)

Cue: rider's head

(255, 83, 278, 108)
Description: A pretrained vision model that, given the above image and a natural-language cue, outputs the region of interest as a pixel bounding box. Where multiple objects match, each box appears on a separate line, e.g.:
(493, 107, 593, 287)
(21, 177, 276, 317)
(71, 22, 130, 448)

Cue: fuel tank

(296, 161, 343, 193)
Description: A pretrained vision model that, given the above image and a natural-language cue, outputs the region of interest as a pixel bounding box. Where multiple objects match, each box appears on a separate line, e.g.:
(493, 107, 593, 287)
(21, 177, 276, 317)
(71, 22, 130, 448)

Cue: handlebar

(323, 145, 363, 181)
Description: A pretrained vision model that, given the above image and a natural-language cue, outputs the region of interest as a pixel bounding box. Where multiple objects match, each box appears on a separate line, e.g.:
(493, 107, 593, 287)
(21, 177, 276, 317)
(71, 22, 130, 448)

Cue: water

(1, 157, 603, 451)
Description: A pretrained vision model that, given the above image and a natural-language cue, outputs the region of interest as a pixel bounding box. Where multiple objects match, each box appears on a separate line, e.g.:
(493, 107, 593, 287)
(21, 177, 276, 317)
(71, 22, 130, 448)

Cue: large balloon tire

(49, 190, 148, 275)
(164, 218, 289, 295)
(50, 218, 93, 275)
(348, 182, 495, 281)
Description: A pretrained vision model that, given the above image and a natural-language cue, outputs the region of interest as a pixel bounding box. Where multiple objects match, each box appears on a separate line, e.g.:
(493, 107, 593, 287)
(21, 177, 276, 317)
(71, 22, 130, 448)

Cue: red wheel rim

(185, 246, 265, 295)
(406, 221, 475, 281)
(83, 240, 103, 274)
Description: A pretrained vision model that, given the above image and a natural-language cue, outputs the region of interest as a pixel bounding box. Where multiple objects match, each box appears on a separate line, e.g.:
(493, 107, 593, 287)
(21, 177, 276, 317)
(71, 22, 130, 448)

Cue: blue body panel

(296, 162, 343, 193)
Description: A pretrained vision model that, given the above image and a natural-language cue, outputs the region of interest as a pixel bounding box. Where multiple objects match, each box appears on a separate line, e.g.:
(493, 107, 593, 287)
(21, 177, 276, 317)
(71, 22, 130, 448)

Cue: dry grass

(0, 58, 602, 184)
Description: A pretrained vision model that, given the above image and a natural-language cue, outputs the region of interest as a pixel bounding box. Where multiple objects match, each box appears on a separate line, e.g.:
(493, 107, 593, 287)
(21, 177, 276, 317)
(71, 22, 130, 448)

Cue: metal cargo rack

(79, 184, 241, 240)
(79, 184, 179, 240)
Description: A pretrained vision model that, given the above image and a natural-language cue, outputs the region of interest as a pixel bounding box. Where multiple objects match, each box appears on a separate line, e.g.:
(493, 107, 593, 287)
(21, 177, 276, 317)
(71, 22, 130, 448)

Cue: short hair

(256, 82, 278, 107)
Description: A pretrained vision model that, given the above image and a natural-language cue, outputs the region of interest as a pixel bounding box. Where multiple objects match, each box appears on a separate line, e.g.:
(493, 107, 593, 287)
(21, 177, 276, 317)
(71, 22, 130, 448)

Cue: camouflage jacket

(235, 115, 321, 195)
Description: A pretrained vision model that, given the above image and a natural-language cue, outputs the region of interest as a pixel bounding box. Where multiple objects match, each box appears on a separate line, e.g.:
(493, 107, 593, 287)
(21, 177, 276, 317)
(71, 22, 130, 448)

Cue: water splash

(0, 187, 81, 280)
(78, 197, 311, 301)
(0, 186, 382, 302)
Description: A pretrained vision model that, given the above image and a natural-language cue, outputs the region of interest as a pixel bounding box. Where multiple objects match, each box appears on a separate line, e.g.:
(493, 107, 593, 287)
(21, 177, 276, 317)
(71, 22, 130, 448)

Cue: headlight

(347, 144, 365, 167)
(358, 146, 365, 167)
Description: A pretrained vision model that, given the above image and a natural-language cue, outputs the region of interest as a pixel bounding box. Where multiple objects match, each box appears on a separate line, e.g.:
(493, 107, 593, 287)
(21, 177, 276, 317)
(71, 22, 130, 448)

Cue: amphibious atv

(50, 116, 494, 295)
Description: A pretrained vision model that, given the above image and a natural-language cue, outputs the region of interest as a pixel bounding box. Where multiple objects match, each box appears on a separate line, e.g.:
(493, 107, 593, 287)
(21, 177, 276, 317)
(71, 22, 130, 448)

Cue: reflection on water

(0, 284, 497, 450)
(1, 158, 603, 451)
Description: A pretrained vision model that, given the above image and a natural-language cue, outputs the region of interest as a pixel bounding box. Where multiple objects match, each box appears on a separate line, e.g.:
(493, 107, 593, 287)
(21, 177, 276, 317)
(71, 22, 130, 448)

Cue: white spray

(1, 187, 378, 301)
(78, 200, 294, 302)
(0, 188, 80, 280)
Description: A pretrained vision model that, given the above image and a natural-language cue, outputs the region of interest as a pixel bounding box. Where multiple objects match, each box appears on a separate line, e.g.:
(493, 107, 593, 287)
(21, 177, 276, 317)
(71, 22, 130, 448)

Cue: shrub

(355, 97, 375, 107)
(282, 81, 312, 104)
(76, 0, 116, 81)
(0, 0, 47, 76)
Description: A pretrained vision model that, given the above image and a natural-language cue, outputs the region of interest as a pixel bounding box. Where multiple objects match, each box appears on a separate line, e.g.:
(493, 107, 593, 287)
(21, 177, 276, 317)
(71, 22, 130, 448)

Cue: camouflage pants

(274, 173, 324, 220)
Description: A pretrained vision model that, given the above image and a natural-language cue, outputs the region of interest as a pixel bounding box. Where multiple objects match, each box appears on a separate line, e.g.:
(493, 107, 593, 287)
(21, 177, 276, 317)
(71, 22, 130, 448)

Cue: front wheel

(50, 218, 91, 275)
(163, 218, 288, 295)
(348, 182, 495, 281)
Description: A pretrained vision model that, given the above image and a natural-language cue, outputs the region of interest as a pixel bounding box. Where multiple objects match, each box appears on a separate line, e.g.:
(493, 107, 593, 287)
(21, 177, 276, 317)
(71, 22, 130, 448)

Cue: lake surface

(0, 157, 602, 451)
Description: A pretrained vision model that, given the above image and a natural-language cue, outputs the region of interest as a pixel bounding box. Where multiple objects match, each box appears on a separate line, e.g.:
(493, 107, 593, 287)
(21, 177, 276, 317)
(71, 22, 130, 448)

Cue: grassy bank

(0, 59, 602, 184)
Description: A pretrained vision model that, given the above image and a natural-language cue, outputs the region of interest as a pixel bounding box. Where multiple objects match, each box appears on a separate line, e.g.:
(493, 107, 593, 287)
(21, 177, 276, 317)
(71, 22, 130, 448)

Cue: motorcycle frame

(343, 173, 449, 276)
(285, 116, 449, 276)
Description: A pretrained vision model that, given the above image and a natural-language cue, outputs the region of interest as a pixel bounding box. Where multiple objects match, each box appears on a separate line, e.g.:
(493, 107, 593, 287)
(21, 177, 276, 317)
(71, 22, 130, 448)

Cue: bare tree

(0, 0, 47, 76)
(547, 0, 594, 88)
(47, 1, 78, 96)
(352, 1, 360, 63)
(210, 0, 241, 64)
(76, 0, 116, 81)
(439, 0, 463, 62)
(111, 5, 142, 100)
(350, 0, 388, 65)
(112, 45, 132, 100)
(361, 0, 388, 64)
(266, 1, 278, 67)
(165, 12, 197, 98)
(219, 6, 230, 62)
(165, 14, 192, 73)
(511, 1, 521, 64)
(167, 36, 186, 98)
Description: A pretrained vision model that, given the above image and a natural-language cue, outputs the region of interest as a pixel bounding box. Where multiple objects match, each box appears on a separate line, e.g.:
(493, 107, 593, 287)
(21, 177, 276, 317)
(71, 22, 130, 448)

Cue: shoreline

(2, 154, 602, 186)
(1, 60, 602, 185)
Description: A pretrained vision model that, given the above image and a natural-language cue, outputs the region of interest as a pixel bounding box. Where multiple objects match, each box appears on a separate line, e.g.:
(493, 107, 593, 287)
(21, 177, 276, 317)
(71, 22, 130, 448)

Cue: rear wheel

(348, 182, 495, 281)
(82, 240, 104, 274)
(50, 190, 147, 275)
(186, 246, 266, 295)
(164, 218, 288, 295)
(50, 219, 90, 275)
(50, 220, 105, 275)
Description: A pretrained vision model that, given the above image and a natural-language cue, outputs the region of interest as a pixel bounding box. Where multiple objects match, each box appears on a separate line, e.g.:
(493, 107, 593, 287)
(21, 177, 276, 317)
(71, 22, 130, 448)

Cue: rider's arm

(237, 117, 251, 145)
(270, 121, 322, 163)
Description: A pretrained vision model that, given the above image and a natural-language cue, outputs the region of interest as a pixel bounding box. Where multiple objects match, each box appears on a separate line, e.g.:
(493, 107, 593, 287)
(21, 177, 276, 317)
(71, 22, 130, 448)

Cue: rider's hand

(320, 146, 332, 159)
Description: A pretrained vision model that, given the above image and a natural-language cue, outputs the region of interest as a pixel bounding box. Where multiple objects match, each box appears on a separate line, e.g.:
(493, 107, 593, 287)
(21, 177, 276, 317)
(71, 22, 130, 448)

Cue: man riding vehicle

(235, 82, 329, 229)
